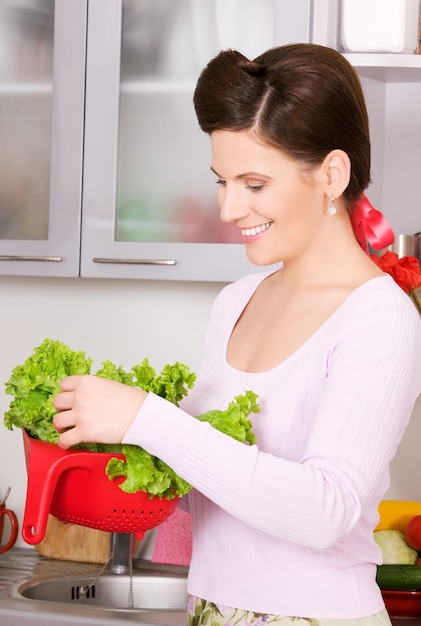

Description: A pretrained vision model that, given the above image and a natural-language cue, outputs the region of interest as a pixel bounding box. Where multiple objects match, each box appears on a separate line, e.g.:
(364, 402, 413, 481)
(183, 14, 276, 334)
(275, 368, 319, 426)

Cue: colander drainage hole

(72, 584, 96, 600)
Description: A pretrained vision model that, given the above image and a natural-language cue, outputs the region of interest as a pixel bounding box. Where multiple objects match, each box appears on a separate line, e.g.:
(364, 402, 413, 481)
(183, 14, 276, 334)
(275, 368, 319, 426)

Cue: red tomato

(405, 515, 421, 551)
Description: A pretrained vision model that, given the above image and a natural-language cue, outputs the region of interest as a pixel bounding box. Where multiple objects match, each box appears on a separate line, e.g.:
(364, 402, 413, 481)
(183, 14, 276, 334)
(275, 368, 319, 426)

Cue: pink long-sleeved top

(123, 271, 421, 619)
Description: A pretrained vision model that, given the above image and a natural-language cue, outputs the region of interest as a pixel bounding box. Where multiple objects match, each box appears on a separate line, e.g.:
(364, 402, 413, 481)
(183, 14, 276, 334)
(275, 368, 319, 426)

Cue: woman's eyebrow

(210, 166, 271, 180)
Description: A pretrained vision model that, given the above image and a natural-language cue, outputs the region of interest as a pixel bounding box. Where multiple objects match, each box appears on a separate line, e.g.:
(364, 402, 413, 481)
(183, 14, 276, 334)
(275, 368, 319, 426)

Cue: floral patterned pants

(187, 595, 392, 626)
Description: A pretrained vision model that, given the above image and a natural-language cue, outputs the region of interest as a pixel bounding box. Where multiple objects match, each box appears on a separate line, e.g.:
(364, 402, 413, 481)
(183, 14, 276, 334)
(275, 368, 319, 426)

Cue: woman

(53, 44, 421, 624)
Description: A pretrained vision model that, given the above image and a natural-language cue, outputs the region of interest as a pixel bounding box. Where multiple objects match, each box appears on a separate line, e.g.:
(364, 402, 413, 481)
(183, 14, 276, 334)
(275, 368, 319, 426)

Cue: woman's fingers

(53, 375, 85, 413)
(53, 392, 74, 412)
(53, 409, 74, 433)
(52, 374, 147, 449)
(58, 374, 82, 392)
(57, 424, 84, 450)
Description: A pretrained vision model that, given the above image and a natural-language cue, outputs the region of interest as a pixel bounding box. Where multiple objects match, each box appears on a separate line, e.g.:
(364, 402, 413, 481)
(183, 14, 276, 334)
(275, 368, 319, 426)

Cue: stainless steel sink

(19, 574, 187, 611)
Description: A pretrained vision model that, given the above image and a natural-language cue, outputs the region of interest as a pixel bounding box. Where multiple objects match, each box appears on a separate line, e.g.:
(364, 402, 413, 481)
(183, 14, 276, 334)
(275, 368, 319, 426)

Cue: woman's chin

(244, 247, 283, 268)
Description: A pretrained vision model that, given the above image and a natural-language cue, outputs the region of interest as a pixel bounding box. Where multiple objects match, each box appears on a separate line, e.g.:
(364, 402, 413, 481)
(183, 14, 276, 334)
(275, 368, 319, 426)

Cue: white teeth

(241, 222, 271, 237)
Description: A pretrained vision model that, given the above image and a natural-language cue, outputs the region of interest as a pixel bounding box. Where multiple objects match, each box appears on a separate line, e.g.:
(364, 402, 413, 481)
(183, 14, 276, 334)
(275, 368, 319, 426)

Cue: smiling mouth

(240, 222, 272, 237)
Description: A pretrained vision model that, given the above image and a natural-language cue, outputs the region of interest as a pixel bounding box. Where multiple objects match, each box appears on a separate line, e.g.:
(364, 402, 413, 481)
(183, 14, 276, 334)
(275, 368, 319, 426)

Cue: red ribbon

(351, 194, 395, 252)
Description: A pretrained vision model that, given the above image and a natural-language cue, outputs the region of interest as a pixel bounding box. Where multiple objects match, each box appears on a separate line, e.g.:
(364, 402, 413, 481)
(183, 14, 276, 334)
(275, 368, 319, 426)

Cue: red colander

(22, 430, 180, 544)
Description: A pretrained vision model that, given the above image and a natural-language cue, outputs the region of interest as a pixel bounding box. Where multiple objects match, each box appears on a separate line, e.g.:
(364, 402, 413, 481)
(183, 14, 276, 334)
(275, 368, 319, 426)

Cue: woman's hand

(53, 375, 147, 449)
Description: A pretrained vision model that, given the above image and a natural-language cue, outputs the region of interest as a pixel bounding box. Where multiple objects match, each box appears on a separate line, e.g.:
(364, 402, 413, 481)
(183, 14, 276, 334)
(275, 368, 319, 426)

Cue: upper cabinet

(81, 0, 310, 281)
(0, 0, 312, 281)
(1, 0, 419, 280)
(0, 0, 86, 277)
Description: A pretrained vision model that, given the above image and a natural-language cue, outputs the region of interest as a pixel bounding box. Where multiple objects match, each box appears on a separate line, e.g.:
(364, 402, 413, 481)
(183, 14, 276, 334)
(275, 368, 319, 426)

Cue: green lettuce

(4, 338, 259, 498)
(195, 392, 259, 446)
(4, 339, 93, 444)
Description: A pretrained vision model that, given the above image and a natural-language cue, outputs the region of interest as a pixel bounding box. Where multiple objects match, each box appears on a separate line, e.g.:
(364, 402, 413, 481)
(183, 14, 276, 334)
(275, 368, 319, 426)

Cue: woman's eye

(246, 184, 264, 192)
(215, 178, 226, 186)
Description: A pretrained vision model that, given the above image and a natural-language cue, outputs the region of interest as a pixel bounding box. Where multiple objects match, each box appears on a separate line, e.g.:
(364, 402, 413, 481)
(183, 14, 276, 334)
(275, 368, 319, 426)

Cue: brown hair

(193, 44, 371, 210)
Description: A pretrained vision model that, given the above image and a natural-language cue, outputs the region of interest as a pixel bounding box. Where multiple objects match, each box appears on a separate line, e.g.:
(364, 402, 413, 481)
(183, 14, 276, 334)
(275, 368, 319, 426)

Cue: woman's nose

(218, 186, 248, 224)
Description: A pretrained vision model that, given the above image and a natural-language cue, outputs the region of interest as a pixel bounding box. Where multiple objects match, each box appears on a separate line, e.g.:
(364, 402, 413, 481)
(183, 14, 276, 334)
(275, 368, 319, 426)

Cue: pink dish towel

(152, 508, 192, 566)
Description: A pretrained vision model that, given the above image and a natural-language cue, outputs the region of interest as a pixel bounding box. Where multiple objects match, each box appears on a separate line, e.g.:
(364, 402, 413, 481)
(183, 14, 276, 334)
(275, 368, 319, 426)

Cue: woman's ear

(322, 149, 351, 197)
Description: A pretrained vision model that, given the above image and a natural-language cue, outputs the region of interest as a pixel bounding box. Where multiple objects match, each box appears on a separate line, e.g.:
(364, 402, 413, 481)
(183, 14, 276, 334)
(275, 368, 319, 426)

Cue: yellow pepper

(376, 500, 421, 532)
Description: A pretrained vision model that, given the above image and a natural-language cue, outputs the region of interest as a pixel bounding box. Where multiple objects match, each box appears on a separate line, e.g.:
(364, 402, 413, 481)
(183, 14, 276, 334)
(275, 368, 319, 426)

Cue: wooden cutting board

(35, 515, 111, 564)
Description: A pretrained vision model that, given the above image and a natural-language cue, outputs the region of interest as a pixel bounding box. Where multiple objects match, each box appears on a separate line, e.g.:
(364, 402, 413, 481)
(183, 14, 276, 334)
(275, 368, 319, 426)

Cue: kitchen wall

(0, 276, 420, 548)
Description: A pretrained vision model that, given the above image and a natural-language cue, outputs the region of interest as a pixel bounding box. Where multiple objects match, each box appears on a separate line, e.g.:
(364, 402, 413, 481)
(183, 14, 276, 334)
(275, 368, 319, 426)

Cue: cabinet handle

(0, 255, 62, 262)
(93, 257, 177, 266)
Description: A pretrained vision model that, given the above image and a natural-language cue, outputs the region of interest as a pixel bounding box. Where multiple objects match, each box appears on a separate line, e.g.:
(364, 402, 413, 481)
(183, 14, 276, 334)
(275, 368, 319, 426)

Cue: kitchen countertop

(0, 547, 187, 626)
(1, 548, 420, 625)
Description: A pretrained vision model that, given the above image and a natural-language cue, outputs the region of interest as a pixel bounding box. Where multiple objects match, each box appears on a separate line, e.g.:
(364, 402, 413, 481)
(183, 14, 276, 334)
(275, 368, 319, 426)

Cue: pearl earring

(327, 196, 337, 216)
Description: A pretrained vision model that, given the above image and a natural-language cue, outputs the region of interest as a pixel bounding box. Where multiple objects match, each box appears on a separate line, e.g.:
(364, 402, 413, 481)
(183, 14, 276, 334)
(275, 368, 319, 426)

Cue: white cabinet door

(80, 0, 310, 282)
(0, 0, 86, 277)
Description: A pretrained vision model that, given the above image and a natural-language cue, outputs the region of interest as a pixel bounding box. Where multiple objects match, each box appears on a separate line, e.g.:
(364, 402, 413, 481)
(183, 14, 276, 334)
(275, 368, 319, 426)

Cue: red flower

(370, 251, 421, 315)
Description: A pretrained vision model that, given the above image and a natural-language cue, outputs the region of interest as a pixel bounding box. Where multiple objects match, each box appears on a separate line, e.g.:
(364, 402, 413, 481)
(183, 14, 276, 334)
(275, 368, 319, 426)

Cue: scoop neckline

(223, 274, 392, 376)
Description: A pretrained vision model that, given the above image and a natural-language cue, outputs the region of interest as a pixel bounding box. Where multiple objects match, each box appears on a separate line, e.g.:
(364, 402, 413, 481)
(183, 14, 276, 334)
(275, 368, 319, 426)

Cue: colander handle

(22, 440, 110, 544)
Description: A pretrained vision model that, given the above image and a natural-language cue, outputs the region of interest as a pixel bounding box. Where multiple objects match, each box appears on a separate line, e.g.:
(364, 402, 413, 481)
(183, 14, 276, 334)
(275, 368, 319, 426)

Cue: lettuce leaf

(195, 391, 259, 445)
(4, 338, 259, 498)
(4, 339, 92, 444)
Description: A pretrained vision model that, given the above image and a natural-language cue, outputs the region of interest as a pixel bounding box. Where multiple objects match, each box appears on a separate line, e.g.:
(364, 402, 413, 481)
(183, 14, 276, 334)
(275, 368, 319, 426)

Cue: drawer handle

(0, 255, 62, 262)
(93, 258, 177, 266)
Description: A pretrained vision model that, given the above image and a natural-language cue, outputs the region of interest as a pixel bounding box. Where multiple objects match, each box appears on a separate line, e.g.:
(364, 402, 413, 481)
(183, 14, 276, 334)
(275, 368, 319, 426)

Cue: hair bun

(239, 59, 266, 79)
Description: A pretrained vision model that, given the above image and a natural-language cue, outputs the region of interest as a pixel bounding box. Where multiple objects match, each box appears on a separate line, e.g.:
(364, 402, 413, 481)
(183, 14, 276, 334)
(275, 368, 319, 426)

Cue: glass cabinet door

(81, 0, 308, 281)
(0, 0, 87, 277)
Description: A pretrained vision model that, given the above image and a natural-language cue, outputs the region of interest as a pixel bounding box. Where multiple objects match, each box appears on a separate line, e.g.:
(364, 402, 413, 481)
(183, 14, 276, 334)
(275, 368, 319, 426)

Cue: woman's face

(210, 129, 327, 267)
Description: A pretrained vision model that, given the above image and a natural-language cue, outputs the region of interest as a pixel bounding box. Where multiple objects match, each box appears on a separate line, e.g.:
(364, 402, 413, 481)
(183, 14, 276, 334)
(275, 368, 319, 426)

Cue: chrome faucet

(108, 528, 182, 576)
(109, 533, 134, 574)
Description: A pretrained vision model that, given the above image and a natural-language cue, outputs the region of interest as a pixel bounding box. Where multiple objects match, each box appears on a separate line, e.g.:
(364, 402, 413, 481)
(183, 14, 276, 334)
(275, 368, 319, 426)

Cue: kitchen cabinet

(0, 0, 86, 277)
(2, 0, 419, 280)
(0, 0, 310, 281)
(81, 0, 310, 281)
